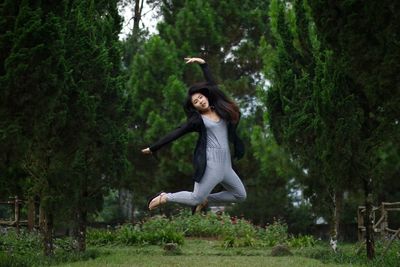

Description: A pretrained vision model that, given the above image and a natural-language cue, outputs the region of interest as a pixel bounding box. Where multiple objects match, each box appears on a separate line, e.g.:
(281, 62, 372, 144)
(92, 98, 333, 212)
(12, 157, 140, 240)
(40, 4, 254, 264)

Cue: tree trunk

(363, 178, 375, 259)
(334, 191, 342, 240)
(76, 186, 88, 252)
(133, 0, 144, 33)
(119, 188, 134, 222)
(40, 205, 54, 256)
(76, 206, 87, 252)
(329, 190, 342, 252)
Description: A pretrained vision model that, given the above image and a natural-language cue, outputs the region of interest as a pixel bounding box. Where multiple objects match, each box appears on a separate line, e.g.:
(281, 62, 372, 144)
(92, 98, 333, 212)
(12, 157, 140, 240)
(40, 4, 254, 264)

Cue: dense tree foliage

(264, 0, 400, 259)
(1, 0, 398, 260)
(0, 0, 130, 254)
(309, 0, 400, 259)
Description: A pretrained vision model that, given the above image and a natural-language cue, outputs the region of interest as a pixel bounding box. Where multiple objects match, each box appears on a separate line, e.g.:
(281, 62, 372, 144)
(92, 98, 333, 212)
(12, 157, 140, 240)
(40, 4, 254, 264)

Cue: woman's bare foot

(148, 193, 167, 210)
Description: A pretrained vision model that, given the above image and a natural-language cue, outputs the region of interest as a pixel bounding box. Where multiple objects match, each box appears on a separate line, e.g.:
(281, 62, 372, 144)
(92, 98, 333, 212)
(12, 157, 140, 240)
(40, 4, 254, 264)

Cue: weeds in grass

(0, 228, 102, 267)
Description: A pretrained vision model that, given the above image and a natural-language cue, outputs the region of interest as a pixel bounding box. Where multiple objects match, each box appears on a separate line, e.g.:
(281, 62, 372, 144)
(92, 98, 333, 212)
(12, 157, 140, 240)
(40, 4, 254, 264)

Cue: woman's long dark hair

(184, 82, 240, 124)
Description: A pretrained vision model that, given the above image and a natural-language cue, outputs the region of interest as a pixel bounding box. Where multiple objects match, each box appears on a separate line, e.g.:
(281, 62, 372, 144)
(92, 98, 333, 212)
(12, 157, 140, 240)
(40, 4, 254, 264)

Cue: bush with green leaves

(172, 212, 317, 248)
(140, 215, 185, 245)
(221, 217, 258, 248)
(88, 211, 319, 249)
(258, 219, 288, 247)
(0, 228, 42, 265)
(171, 210, 231, 237)
(0, 228, 100, 266)
(87, 216, 185, 246)
(288, 234, 317, 248)
(368, 240, 400, 267)
(86, 227, 117, 246)
(0, 251, 29, 267)
(115, 224, 142, 245)
(299, 240, 400, 267)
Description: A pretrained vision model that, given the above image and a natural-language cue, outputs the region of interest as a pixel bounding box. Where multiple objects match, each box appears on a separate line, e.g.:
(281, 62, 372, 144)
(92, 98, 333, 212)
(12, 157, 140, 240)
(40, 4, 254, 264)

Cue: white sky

(118, 2, 160, 40)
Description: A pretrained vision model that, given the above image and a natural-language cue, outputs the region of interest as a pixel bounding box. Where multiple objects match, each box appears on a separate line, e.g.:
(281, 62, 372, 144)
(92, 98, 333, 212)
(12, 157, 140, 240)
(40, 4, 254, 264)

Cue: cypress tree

(264, 0, 364, 245)
(308, 0, 400, 259)
(0, 0, 68, 255)
(1, 0, 129, 255)
(62, 0, 129, 251)
(0, 0, 27, 197)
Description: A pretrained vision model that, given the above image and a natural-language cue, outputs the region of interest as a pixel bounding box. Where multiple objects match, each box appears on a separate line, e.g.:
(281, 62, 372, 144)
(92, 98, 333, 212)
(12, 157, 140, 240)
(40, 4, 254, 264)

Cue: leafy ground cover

(56, 239, 353, 267)
(1, 211, 399, 266)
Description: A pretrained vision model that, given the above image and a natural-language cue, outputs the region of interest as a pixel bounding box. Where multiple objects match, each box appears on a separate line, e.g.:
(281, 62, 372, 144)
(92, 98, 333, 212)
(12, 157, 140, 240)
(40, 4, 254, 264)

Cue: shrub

(140, 216, 185, 245)
(300, 240, 400, 267)
(115, 224, 142, 245)
(288, 234, 317, 248)
(171, 210, 228, 237)
(87, 216, 185, 246)
(0, 251, 29, 267)
(0, 228, 42, 266)
(258, 219, 288, 247)
(87, 228, 117, 246)
(0, 228, 101, 266)
(221, 217, 258, 248)
(222, 233, 257, 248)
(0, 228, 41, 255)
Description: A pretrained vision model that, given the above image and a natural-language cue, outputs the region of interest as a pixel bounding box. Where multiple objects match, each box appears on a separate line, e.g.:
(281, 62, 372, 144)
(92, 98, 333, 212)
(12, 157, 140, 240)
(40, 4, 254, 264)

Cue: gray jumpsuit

(165, 115, 247, 206)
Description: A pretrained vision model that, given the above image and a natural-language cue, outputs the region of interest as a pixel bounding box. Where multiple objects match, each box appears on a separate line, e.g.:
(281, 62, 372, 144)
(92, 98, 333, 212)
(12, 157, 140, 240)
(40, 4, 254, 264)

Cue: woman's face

(191, 92, 210, 112)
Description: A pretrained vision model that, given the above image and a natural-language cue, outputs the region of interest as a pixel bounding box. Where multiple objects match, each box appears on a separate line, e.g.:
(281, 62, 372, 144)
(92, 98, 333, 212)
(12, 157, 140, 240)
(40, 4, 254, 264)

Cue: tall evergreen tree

(264, 0, 400, 258)
(309, 0, 400, 259)
(0, 0, 27, 197)
(0, 0, 68, 255)
(1, 0, 130, 254)
(263, 0, 366, 245)
(62, 0, 130, 251)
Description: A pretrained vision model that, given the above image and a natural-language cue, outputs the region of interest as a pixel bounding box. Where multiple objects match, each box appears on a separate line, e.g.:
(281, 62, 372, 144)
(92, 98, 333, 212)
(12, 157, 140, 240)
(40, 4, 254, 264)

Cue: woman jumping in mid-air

(142, 57, 246, 212)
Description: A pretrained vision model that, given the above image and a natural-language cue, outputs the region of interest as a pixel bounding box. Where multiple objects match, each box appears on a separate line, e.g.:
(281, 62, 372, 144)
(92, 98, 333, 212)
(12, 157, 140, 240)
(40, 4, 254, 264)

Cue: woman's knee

(235, 190, 247, 202)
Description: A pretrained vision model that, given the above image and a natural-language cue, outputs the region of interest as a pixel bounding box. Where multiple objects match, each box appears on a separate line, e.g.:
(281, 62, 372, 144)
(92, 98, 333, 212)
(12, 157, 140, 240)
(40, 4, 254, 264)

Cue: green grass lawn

(56, 239, 362, 267)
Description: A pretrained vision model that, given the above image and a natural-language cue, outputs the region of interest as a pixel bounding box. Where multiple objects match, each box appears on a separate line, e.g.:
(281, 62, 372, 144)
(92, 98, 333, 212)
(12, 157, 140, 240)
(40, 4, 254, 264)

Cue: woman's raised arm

(184, 57, 216, 85)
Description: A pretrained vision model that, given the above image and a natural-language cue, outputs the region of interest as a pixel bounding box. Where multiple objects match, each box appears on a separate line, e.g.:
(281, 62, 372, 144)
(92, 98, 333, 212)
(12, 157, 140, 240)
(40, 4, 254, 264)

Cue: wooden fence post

(14, 196, 20, 233)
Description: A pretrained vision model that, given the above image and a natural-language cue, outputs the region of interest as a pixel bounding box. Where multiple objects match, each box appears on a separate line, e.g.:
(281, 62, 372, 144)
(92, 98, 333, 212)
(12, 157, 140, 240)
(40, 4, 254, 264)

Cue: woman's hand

(141, 148, 152, 155)
(184, 57, 205, 64)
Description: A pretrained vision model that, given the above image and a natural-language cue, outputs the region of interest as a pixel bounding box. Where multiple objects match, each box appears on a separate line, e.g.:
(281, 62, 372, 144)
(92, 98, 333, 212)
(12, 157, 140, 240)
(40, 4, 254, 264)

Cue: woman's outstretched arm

(184, 57, 216, 85)
(142, 116, 198, 154)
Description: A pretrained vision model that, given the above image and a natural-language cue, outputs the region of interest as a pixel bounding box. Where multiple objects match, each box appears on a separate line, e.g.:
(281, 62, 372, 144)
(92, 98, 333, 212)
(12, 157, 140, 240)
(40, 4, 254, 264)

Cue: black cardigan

(149, 63, 245, 182)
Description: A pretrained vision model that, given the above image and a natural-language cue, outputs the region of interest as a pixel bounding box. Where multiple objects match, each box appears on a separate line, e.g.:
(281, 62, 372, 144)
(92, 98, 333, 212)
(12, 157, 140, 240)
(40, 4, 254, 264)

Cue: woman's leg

(207, 168, 246, 204)
(165, 164, 223, 206)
